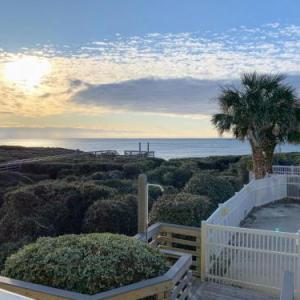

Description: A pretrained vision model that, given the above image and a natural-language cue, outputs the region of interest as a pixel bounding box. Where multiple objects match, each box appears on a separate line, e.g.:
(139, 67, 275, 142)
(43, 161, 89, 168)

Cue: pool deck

(242, 200, 300, 233)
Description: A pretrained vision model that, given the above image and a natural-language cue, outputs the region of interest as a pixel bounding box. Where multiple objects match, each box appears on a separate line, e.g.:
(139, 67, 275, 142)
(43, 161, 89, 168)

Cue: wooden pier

(124, 142, 155, 157)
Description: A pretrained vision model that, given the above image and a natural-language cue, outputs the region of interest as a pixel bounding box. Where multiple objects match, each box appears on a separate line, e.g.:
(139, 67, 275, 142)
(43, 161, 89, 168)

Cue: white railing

(287, 176, 300, 199)
(202, 223, 300, 298)
(206, 175, 287, 227)
(273, 165, 300, 176)
(281, 271, 294, 300)
(202, 170, 300, 298)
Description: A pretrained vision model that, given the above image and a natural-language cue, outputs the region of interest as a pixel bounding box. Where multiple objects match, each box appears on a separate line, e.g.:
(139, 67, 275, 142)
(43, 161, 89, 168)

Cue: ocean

(1, 138, 300, 160)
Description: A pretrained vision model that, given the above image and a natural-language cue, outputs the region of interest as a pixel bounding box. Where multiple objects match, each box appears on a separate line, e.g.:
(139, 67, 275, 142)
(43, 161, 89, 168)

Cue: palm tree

(212, 72, 299, 179)
(262, 112, 300, 174)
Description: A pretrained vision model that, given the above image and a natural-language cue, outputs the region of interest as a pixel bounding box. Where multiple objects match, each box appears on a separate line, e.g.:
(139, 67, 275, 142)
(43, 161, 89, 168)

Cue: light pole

(137, 174, 164, 242)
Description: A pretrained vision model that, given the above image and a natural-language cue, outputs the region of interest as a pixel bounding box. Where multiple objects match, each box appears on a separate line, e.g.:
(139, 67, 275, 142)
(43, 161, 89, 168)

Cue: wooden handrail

(0, 249, 192, 300)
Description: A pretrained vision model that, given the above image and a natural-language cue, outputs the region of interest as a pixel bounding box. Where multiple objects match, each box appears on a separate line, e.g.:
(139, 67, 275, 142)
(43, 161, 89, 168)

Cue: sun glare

(3, 56, 51, 91)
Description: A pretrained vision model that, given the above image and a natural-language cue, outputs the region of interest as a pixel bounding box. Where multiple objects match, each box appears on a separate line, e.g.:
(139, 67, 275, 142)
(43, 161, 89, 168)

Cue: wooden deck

(191, 281, 277, 300)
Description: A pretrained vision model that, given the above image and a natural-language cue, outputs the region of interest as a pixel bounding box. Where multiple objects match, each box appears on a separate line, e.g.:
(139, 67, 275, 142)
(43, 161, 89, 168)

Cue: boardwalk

(191, 281, 277, 300)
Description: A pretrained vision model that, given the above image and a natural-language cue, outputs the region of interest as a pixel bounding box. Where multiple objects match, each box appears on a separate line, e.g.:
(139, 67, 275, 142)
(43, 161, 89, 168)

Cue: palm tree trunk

(250, 139, 266, 179)
(249, 136, 266, 179)
(252, 148, 266, 179)
(263, 142, 276, 174)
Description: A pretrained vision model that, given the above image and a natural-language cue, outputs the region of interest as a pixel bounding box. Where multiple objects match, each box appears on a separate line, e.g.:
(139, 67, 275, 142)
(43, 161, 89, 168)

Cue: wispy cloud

(0, 23, 300, 133)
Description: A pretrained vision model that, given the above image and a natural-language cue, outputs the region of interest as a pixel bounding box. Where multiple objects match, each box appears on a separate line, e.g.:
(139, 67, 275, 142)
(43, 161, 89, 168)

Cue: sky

(0, 0, 300, 138)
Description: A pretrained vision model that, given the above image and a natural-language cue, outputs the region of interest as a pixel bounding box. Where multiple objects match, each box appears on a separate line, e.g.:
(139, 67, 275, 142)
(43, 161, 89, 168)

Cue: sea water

(0, 138, 300, 160)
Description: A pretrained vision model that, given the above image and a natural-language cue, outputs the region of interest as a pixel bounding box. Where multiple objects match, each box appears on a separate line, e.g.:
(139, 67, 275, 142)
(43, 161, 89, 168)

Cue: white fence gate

(202, 223, 300, 298)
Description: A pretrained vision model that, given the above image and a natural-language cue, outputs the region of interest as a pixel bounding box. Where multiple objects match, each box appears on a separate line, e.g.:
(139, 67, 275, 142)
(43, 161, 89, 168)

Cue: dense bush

(2, 233, 168, 294)
(71, 162, 123, 176)
(98, 179, 136, 194)
(0, 146, 74, 163)
(0, 171, 33, 188)
(150, 193, 211, 226)
(0, 171, 33, 206)
(220, 175, 243, 191)
(147, 165, 192, 188)
(89, 170, 123, 180)
(0, 181, 116, 244)
(184, 174, 235, 207)
(2, 147, 294, 276)
(83, 195, 138, 235)
(272, 152, 300, 166)
(197, 156, 241, 171)
(0, 238, 32, 270)
(20, 162, 73, 179)
(123, 162, 143, 178)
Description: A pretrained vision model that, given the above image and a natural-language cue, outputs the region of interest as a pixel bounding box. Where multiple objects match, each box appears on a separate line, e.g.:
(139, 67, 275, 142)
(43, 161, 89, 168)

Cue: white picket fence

(206, 175, 287, 227)
(202, 171, 300, 299)
(273, 165, 300, 176)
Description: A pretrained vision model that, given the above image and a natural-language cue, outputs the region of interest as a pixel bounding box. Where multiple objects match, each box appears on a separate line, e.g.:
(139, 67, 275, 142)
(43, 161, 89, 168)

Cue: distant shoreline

(0, 139, 300, 160)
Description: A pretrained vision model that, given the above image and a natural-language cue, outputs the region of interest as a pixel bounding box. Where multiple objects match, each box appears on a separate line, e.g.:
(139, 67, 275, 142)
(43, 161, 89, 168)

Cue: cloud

(71, 77, 229, 115)
(1, 23, 300, 120)
(71, 75, 300, 115)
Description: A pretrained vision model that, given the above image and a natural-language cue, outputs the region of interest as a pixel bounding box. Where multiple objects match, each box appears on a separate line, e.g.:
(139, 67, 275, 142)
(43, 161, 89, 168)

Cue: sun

(3, 56, 51, 91)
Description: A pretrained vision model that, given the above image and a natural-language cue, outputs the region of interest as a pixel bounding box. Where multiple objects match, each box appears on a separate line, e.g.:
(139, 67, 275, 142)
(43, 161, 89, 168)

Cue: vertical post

(138, 174, 148, 236)
(297, 230, 300, 290)
(200, 221, 207, 281)
(139, 142, 142, 153)
(147, 142, 150, 152)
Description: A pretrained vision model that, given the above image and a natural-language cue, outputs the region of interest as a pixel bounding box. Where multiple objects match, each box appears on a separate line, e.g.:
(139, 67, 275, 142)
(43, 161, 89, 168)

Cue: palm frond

(211, 113, 233, 135)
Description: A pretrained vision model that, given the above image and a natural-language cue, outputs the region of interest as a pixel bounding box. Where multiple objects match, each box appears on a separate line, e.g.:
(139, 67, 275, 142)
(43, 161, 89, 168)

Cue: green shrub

(82, 195, 137, 235)
(0, 171, 34, 207)
(147, 165, 192, 188)
(73, 162, 123, 175)
(235, 156, 251, 183)
(150, 193, 211, 226)
(0, 238, 32, 270)
(0, 171, 33, 187)
(273, 152, 300, 166)
(2, 233, 168, 294)
(63, 175, 81, 182)
(98, 179, 136, 194)
(123, 163, 143, 179)
(184, 174, 235, 207)
(0, 181, 116, 244)
(20, 162, 73, 179)
(89, 170, 123, 180)
(220, 175, 243, 191)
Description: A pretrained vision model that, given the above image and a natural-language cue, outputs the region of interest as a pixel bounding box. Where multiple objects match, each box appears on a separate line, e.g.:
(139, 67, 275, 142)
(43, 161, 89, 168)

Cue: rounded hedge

(82, 195, 137, 235)
(0, 180, 116, 244)
(150, 193, 211, 226)
(184, 174, 235, 207)
(2, 233, 168, 295)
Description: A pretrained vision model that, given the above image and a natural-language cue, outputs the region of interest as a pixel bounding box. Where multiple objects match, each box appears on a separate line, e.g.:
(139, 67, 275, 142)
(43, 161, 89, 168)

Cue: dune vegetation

(0, 146, 299, 272)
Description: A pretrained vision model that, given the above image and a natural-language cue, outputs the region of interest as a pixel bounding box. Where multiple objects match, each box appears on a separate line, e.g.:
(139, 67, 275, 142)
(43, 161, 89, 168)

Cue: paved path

(191, 281, 277, 300)
(242, 201, 300, 233)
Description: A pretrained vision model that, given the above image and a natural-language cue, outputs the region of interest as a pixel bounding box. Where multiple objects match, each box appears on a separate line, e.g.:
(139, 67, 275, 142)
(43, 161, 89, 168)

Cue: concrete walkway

(242, 201, 300, 233)
(191, 281, 277, 300)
